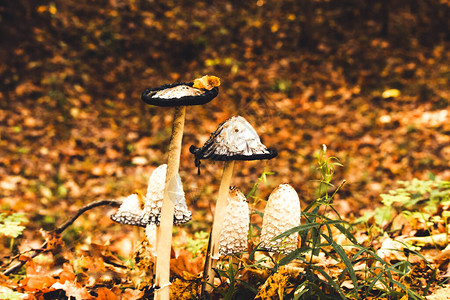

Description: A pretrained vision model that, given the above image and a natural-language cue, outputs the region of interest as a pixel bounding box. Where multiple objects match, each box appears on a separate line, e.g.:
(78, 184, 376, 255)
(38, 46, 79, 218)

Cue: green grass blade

(321, 232, 358, 289)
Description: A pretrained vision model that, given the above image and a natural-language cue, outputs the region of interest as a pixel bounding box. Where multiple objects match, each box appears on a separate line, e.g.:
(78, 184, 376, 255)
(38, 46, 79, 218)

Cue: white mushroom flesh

(110, 193, 144, 225)
(152, 85, 204, 99)
(145, 223, 157, 256)
(218, 187, 250, 256)
(260, 184, 301, 254)
(141, 164, 192, 225)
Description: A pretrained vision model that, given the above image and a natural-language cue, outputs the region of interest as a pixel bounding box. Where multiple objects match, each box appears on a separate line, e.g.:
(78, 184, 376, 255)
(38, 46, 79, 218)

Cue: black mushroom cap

(189, 116, 278, 170)
(141, 82, 219, 107)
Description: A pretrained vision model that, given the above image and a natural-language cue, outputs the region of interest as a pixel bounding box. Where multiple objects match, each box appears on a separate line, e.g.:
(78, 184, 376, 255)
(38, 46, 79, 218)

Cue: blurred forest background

(0, 0, 449, 296)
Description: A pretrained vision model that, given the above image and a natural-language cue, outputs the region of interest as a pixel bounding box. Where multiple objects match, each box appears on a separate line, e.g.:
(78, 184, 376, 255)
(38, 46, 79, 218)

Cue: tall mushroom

(189, 115, 277, 296)
(218, 187, 249, 256)
(260, 184, 301, 254)
(141, 75, 219, 300)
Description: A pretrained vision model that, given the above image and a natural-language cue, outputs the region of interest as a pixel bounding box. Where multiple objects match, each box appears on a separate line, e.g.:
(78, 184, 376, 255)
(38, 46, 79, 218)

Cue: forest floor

(0, 1, 449, 299)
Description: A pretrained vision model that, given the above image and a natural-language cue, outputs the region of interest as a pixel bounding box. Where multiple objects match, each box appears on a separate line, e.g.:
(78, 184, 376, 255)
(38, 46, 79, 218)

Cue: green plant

(365, 176, 450, 233)
(258, 145, 433, 299)
(247, 168, 275, 237)
(200, 146, 439, 299)
(0, 213, 28, 251)
(0, 290, 27, 300)
(186, 231, 209, 255)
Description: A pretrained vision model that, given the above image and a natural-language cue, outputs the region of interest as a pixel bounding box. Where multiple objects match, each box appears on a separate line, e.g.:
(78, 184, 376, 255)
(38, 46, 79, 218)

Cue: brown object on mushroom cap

(260, 184, 301, 254)
(141, 75, 219, 107)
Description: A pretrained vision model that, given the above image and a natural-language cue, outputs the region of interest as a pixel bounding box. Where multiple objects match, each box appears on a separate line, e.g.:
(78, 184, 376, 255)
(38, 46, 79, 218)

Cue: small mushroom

(260, 184, 301, 254)
(141, 75, 219, 299)
(110, 193, 144, 226)
(140, 164, 192, 226)
(190, 115, 277, 172)
(190, 115, 277, 296)
(218, 187, 249, 256)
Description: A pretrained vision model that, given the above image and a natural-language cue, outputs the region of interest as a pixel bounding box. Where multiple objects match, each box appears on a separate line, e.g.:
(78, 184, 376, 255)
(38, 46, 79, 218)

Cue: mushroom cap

(145, 164, 167, 201)
(189, 116, 277, 167)
(140, 164, 192, 226)
(260, 184, 301, 254)
(141, 82, 218, 107)
(110, 193, 144, 226)
(218, 187, 250, 256)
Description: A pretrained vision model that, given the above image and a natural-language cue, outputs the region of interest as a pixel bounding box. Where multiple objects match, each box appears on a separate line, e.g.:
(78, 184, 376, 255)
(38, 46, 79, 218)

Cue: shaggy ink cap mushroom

(110, 193, 145, 226)
(199, 116, 278, 295)
(218, 187, 250, 256)
(140, 164, 192, 226)
(141, 75, 220, 107)
(146, 75, 219, 299)
(260, 184, 301, 254)
(189, 115, 278, 172)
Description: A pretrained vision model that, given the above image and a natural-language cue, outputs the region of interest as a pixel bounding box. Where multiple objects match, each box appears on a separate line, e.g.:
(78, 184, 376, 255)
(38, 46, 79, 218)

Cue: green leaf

(0, 222, 26, 238)
(297, 256, 347, 299)
(0, 291, 27, 300)
(321, 232, 358, 289)
(278, 246, 311, 266)
(271, 223, 321, 241)
(373, 206, 392, 227)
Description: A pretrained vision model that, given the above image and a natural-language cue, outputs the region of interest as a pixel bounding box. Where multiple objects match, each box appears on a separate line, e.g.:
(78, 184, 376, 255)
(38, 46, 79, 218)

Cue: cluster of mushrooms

(110, 75, 302, 299)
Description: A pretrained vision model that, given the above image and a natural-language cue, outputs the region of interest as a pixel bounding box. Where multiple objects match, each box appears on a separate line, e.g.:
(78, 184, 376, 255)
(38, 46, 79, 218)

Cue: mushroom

(218, 187, 249, 256)
(141, 75, 219, 300)
(189, 115, 277, 296)
(140, 164, 192, 226)
(110, 164, 191, 227)
(260, 184, 301, 254)
(110, 193, 145, 226)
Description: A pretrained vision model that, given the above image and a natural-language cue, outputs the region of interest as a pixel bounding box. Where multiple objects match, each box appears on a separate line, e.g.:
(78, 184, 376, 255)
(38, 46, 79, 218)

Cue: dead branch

(2, 199, 122, 276)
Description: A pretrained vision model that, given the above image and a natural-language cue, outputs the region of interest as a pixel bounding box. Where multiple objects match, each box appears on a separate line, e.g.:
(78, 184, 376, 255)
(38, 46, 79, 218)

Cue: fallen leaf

(122, 288, 145, 300)
(96, 287, 119, 300)
(51, 281, 93, 300)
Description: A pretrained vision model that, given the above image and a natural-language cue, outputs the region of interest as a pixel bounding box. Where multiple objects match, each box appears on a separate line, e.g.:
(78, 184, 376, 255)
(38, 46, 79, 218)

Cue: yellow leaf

(382, 89, 401, 98)
(192, 75, 221, 90)
(49, 4, 57, 15)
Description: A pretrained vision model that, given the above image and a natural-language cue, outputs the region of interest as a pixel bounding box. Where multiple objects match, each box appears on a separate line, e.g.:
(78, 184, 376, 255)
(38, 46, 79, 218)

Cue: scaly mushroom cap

(110, 193, 144, 226)
(140, 164, 192, 226)
(141, 76, 219, 107)
(218, 187, 250, 256)
(260, 184, 300, 254)
(189, 116, 277, 169)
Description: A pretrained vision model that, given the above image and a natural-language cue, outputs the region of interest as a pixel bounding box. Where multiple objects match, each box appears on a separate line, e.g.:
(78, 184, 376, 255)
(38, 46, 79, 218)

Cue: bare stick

(202, 160, 235, 298)
(154, 105, 186, 300)
(2, 199, 121, 276)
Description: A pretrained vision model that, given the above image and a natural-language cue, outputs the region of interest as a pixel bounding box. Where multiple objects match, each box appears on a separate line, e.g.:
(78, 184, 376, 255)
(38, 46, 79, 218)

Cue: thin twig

(2, 199, 122, 276)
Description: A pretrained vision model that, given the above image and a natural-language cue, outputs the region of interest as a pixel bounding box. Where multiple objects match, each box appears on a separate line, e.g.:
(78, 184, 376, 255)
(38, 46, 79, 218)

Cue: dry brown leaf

(22, 274, 57, 291)
(51, 281, 93, 300)
(427, 284, 450, 300)
(254, 268, 290, 300)
(170, 249, 204, 280)
(122, 288, 145, 300)
(96, 287, 119, 300)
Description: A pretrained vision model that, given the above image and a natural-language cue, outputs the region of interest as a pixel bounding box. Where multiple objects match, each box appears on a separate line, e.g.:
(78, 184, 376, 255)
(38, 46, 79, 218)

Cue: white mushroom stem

(154, 105, 186, 300)
(203, 160, 235, 296)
